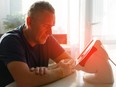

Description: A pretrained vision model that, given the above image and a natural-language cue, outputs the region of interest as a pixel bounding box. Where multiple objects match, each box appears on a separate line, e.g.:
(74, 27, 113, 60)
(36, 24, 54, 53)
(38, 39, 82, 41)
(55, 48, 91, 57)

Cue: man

(0, 1, 76, 87)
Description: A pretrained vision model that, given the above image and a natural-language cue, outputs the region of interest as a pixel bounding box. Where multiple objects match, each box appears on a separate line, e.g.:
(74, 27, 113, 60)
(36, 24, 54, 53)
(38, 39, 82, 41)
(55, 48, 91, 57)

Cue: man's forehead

(36, 12, 55, 25)
(35, 11, 55, 18)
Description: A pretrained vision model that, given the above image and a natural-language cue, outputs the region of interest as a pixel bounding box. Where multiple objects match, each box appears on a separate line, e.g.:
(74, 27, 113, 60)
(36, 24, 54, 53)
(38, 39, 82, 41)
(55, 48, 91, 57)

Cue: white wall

(0, 0, 22, 34)
(0, 0, 10, 33)
(10, 0, 22, 15)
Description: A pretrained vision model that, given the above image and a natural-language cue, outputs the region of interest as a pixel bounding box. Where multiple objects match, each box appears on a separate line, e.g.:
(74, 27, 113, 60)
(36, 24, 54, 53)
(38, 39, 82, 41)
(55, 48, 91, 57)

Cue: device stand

(83, 57, 114, 83)
(76, 40, 114, 84)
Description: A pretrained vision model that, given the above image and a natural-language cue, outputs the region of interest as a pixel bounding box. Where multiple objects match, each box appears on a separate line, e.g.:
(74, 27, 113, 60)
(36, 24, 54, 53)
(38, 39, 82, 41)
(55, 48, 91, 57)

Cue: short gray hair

(27, 1, 55, 17)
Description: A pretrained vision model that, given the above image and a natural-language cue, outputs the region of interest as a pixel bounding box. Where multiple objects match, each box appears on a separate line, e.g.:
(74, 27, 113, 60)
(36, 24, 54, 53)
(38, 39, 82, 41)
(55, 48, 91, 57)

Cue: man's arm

(7, 58, 75, 87)
(47, 51, 76, 71)
(53, 51, 76, 65)
(7, 61, 63, 87)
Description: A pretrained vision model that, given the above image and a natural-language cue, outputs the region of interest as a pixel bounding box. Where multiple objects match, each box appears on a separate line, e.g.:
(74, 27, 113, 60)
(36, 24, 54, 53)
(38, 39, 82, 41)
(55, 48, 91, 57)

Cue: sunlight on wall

(102, 0, 116, 40)
(69, 0, 79, 45)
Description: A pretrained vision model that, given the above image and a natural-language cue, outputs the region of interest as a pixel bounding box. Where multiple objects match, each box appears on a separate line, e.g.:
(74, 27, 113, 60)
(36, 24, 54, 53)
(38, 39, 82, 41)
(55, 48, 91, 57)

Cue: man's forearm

(29, 67, 63, 87)
(7, 61, 63, 87)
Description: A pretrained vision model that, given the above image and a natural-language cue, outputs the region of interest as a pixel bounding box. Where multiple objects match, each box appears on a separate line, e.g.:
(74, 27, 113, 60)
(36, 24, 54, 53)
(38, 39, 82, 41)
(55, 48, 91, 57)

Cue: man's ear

(26, 16, 31, 29)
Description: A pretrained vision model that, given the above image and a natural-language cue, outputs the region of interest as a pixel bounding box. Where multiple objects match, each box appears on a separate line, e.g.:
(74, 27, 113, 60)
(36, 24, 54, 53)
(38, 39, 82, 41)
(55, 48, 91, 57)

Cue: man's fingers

(40, 67, 45, 75)
(30, 67, 48, 75)
(61, 59, 76, 68)
(36, 67, 47, 75)
(30, 67, 35, 72)
(35, 67, 40, 75)
(35, 67, 44, 75)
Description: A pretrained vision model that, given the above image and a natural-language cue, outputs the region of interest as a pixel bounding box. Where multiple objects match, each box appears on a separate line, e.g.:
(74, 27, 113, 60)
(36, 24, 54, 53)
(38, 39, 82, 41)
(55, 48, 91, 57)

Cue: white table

(6, 62, 116, 87)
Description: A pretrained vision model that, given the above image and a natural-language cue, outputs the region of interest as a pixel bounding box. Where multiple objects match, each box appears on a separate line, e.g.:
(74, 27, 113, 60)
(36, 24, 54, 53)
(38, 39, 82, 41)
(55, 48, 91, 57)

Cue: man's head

(27, 1, 55, 18)
(25, 1, 55, 45)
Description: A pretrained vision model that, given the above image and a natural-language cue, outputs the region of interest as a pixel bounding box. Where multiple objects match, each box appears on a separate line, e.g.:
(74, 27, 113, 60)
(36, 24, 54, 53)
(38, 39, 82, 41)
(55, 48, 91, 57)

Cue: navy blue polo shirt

(0, 25, 64, 86)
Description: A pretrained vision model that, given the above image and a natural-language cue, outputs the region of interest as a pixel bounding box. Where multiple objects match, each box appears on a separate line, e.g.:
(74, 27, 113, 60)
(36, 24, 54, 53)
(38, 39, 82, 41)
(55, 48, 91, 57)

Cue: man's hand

(30, 59, 76, 77)
(58, 58, 76, 77)
(30, 67, 48, 75)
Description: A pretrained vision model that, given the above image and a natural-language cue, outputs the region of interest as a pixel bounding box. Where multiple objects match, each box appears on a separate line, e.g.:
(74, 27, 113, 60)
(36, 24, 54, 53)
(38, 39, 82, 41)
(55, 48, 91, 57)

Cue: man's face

(30, 11, 55, 44)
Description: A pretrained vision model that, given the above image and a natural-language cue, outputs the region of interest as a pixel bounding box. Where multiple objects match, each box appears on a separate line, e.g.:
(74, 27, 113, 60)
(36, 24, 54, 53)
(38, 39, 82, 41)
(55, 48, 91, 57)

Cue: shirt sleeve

(0, 35, 26, 65)
(47, 35, 65, 60)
